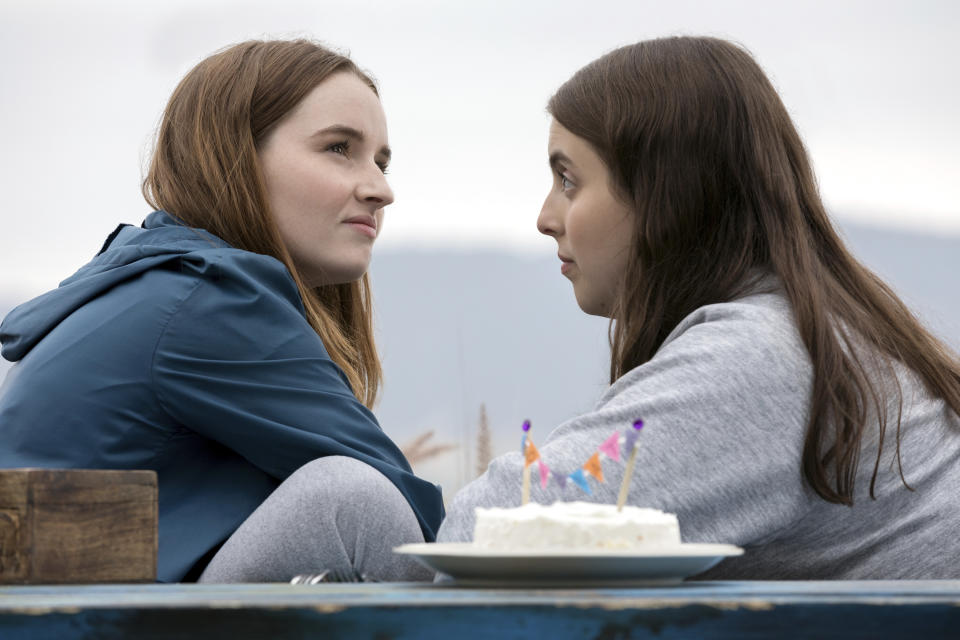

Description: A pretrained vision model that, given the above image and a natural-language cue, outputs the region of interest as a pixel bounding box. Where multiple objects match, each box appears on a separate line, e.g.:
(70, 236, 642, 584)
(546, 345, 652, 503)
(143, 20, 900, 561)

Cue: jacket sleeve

(437, 297, 815, 549)
(150, 250, 444, 540)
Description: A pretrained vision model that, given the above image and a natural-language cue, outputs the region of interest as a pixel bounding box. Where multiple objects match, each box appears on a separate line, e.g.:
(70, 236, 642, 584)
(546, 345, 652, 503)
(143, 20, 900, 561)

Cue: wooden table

(1, 581, 959, 638)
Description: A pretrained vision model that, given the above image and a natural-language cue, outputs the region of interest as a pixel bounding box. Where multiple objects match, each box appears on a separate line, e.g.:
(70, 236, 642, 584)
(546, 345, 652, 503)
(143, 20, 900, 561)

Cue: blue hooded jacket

(0, 211, 444, 582)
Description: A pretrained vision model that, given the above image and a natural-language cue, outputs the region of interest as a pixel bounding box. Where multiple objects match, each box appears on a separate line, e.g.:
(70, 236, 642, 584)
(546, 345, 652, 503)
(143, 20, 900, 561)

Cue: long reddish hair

(548, 36, 960, 504)
(143, 39, 381, 406)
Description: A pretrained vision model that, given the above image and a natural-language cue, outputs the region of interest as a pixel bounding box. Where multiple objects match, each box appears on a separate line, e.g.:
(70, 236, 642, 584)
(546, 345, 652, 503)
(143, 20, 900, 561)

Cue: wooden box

(0, 469, 157, 584)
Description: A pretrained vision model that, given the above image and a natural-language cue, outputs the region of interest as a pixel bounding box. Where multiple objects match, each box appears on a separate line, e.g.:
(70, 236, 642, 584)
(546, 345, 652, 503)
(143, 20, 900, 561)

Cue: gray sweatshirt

(437, 283, 960, 579)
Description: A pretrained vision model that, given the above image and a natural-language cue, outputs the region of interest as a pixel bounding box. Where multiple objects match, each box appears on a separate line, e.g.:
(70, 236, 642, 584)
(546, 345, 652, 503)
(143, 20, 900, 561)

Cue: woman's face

(259, 72, 393, 287)
(537, 120, 634, 317)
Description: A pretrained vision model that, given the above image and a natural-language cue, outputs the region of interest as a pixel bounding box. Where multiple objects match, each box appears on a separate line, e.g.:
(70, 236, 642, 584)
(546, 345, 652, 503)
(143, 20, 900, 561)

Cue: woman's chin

(573, 292, 613, 318)
(302, 264, 370, 288)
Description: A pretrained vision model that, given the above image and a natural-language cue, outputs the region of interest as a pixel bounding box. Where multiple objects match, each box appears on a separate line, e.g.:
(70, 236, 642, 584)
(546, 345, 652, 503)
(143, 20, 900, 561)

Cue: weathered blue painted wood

(1, 581, 959, 639)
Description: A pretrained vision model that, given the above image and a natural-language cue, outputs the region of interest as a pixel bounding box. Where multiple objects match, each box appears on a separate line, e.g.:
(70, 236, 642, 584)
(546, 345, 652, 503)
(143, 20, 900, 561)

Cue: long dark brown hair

(143, 39, 381, 407)
(547, 36, 960, 504)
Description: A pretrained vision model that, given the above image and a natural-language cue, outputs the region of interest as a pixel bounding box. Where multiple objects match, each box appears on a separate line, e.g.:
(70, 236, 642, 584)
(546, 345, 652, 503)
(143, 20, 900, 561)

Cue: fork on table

(290, 567, 379, 584)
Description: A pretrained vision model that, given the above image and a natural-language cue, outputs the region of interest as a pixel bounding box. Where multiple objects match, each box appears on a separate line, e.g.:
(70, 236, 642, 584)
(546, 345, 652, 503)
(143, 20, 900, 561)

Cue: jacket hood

(1, 211, 230, 362)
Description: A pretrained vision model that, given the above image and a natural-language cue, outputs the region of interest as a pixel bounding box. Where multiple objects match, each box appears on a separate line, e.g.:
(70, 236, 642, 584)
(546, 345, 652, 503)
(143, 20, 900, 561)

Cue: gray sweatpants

(198, 456, 434, 583)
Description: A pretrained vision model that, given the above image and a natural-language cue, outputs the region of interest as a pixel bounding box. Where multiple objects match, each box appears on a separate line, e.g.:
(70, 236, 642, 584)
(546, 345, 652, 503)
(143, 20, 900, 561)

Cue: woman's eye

(327, 141, 350, 155)
(560, 174, 574, 191)
(377, 162, 390, 175)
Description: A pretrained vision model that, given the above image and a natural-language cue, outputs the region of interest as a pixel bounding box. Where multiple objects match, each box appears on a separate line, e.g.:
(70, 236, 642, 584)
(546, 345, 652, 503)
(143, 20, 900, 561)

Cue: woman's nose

(537, 196, 561, 237)
(358, 167, 395, 207)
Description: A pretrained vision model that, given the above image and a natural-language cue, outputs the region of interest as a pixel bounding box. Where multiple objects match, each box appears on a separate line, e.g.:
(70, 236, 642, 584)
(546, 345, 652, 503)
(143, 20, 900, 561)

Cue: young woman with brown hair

(0, 40, 442, 583)
(438, 36, 960, 579)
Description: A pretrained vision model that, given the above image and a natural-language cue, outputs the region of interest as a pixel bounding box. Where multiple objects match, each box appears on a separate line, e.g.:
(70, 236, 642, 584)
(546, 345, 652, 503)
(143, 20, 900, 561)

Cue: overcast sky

(1, 0, 957, 296)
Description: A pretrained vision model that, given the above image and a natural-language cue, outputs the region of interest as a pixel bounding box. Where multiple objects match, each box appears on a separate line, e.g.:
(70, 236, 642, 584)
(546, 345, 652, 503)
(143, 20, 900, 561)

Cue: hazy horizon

(3, 218, 960, 495)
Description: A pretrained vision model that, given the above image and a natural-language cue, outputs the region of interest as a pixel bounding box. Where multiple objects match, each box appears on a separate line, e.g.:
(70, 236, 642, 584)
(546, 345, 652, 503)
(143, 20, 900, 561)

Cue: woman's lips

(345, 216, 377, 239)
(559, 253, 574, 275)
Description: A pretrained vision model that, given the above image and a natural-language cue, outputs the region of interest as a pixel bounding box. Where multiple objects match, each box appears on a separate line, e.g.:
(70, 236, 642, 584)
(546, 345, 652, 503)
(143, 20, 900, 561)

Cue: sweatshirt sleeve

(151, 250, 444, 540)
(437, 294, 815, 547)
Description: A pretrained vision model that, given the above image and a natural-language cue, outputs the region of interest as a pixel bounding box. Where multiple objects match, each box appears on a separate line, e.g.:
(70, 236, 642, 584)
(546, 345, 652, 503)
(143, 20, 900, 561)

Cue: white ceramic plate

(394, 542, 744, 587)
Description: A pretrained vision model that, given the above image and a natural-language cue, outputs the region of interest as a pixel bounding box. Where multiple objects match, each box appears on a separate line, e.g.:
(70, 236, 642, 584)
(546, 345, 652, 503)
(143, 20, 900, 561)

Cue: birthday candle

(521, 420, 532, 505)
(616, 419, 644, 511)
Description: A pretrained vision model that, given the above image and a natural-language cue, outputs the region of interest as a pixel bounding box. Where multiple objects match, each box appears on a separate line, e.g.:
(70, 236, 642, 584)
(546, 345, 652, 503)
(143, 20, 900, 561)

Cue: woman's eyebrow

(548, 150, 574, 172)
(311, 124, 391, 160)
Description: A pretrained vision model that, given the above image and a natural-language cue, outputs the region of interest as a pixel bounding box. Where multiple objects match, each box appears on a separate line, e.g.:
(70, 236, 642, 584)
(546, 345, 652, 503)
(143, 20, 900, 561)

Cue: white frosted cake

(473, 501, 681, 550)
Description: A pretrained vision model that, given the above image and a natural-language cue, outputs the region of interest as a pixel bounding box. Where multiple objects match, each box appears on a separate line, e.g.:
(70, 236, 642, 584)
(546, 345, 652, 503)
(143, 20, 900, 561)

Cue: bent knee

(286, 456, 398, 502)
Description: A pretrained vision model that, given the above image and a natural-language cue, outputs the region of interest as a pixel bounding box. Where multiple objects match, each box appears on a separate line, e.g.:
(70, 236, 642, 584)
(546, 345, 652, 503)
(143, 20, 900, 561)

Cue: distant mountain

(834, 223, 960, 346)
(1, 220, 958, 493)
(367, 247, 611, 491)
